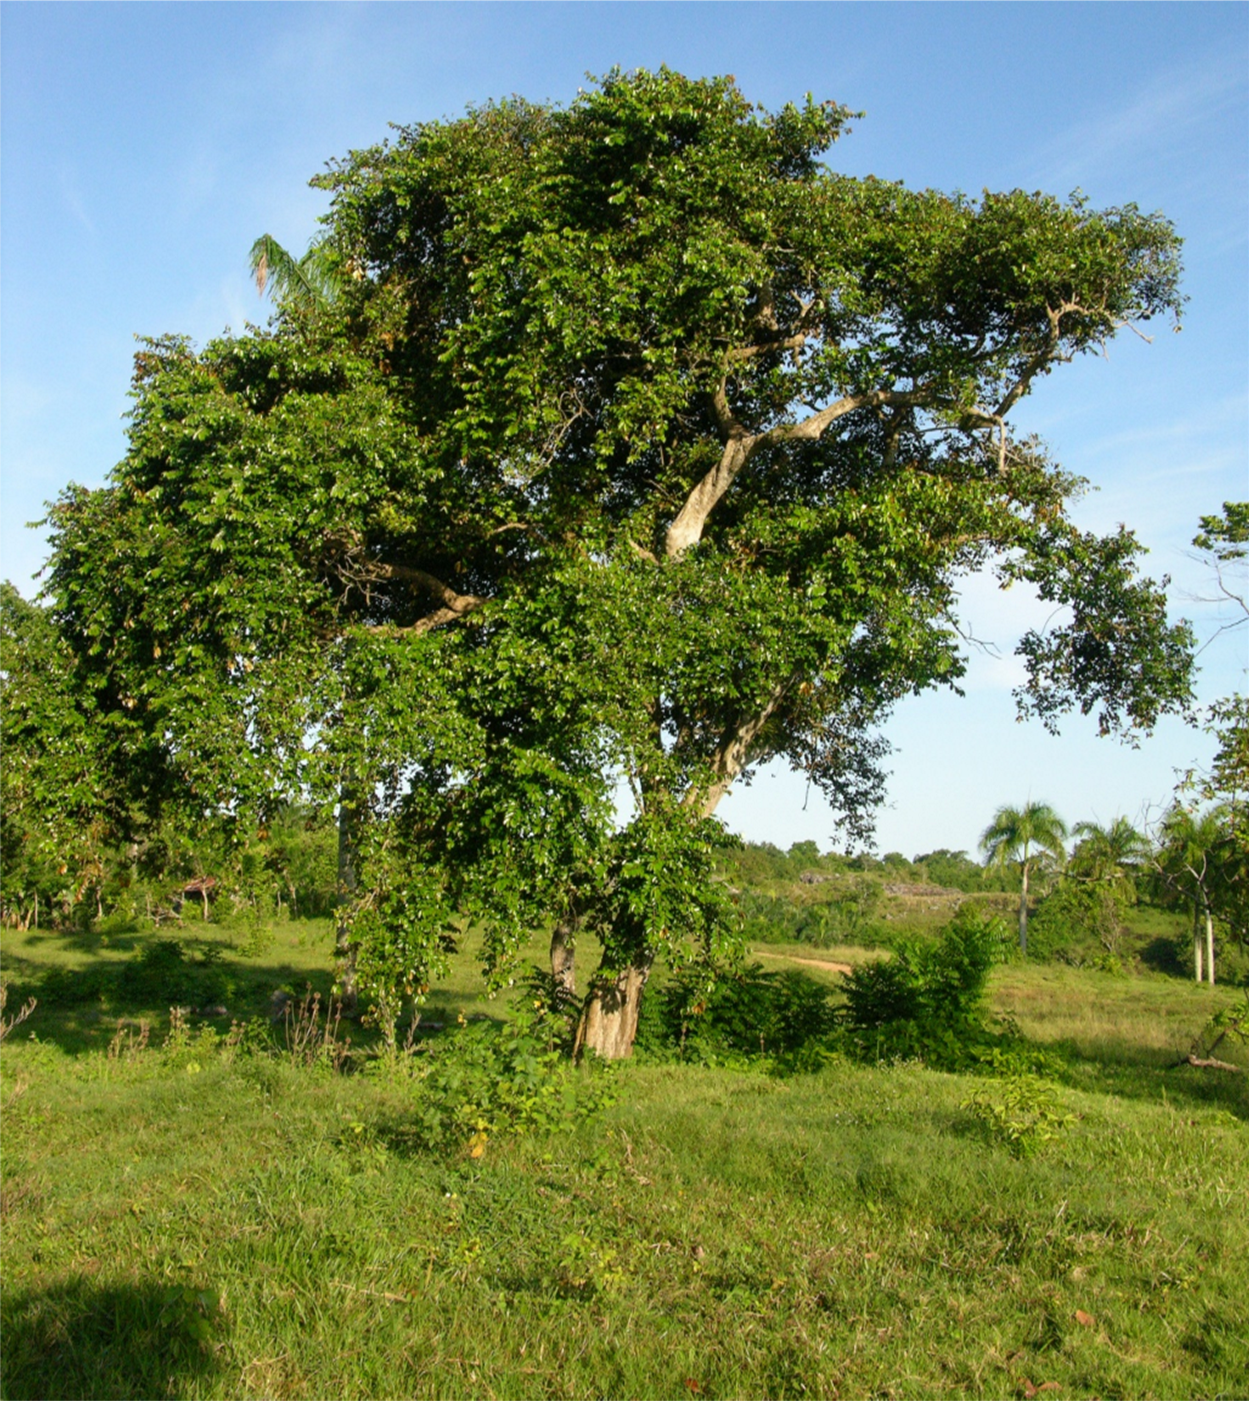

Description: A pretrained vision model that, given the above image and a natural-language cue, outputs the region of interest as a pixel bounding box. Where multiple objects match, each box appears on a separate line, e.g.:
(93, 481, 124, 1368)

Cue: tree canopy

(43, 69, 1196, 1055)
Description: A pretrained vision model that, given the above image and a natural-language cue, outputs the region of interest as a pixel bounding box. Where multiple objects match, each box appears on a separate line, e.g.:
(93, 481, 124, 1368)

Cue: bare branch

(684, 681, 791, 818)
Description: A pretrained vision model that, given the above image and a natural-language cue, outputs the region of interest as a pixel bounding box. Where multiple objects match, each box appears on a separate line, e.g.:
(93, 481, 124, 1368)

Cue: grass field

(2, 913, 1247, 1399)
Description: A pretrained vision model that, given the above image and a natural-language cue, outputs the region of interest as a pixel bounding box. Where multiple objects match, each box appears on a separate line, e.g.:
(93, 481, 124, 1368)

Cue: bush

(409, 969, 615, 1150)
(115, 939, 230, 1008)
(1029, 881, 1128, 962)
(961, 1074, 1075, 1157)
(634, 962, 839, 1067)
(839, 907, 1016, 1069)
(738, 881, 884, 950)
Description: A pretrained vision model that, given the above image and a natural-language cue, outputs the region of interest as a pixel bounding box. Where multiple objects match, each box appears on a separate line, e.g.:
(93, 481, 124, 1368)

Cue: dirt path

(753, 950, 853, 976)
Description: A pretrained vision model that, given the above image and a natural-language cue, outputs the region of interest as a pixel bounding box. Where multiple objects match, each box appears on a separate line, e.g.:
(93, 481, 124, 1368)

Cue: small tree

(980, 802, 1069, 955)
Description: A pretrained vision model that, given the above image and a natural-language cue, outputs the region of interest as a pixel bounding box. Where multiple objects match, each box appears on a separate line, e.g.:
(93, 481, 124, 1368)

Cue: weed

(282, 984, 351, 1072)
(106, 1018, 151, 1064)
(962, 1074, 1076, 1157)
(0, 980, 36, 1043)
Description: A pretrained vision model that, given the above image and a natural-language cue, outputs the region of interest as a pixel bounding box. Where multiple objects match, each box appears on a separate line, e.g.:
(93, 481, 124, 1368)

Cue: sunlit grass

(3, 906, 1246, 1399)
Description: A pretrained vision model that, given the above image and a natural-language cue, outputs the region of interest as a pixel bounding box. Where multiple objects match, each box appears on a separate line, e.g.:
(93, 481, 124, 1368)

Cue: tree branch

(684, 681, 790, 818)
(664, 387, 933, 558)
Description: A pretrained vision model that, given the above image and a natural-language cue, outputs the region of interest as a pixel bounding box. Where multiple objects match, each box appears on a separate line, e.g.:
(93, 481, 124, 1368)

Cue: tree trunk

(1192, 901, 1204, 983)
(1018, 863, 1030, 956)
(1204, 901, 1216, 987)
(550, 915, 578, 995)
(575, 956, 654, 1061)
(335, 786, 360, 1016)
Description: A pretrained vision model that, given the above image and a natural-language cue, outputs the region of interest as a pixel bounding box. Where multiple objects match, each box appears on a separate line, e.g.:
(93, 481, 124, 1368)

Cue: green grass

(3, 914, 1247, 1399)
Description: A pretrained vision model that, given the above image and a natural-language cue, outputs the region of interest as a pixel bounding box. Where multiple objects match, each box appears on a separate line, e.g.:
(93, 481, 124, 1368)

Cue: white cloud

(1029, 54, 1247, 191)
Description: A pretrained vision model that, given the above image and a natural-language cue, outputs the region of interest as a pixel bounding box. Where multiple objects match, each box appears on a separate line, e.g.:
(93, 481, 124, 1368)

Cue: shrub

(116, 939, 229, 1008)
(634, 962, 839, 1067)
(839, 907, 1015, 1069)
(738, 881, 884, 950)
(962, 1073, 1075, 1156)
(1029, 881, 1128, 962)
(409, 969, 615, 1151)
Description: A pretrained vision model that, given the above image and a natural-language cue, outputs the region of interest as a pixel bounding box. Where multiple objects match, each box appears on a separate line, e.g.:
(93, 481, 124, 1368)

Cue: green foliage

(588, 807, 742, 975)
(962, 1074, 1075, 1157)
(914, 848, 1016, 892)
(980, 801, 1068, 879)
(634, 962, 839, 1067)
(38, 70, 1196, 1052)
(0, 583, 113, 927)
(840, 907, 1015, 1067)
(14, 936, 234, 1013)
(409, 972, 615, 1150)
(737, 880, 884, 948)
(116, 939, 228, 1009)
(1029, 881, 1130, 963)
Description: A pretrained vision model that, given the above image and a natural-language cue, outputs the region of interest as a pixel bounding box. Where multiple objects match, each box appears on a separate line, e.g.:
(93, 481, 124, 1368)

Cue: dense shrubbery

(633, 908, 1058, 1077)
(737, 882, 885, 949)
(913, 849, 1017, 893)
(1, 806, 339, 935)
(11, 936, 237, 1012)
(1028, 882, 1128, 966)
(837, 908, 1046, 1072)
(634, 962, 840, 1067)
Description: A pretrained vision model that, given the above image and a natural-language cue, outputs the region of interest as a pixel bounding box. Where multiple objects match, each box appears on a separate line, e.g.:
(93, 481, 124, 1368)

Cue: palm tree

(1069, 816, 1151, 897)
(980, 801, 1069, 955)
(249, 233, 345, 314)
(1155, 804, 1227, 986)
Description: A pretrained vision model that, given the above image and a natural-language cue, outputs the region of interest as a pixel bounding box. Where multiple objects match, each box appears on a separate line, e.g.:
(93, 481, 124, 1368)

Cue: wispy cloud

(58, 170, 95, 237)
(1029, 54, 1247, 191)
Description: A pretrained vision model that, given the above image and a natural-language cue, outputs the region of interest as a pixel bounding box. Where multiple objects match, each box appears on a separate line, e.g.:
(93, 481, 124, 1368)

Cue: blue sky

(3, 2, 1246, 859)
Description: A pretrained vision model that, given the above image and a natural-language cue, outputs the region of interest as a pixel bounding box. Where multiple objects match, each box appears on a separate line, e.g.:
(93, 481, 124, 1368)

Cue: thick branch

(727, 332, 808, 363)
(370, 563, 486, 615)
(684, 682, 790, 819)
(349, 565, 488, 636)
(664, 387, 928, 559)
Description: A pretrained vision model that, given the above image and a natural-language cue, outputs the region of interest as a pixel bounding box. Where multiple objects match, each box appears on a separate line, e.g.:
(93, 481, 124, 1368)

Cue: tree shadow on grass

(0, 951, 339, 1058)
(0, 1275, 227, 1400)
(1047, 1037, 1249, 1120)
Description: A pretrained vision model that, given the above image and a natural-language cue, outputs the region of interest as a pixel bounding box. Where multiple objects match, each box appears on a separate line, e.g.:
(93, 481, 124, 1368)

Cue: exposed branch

(684, 681, 791, 818)
(1179, 1054, 1241, 1073)
(369, 563, 486, 615)
(665, 387, 932, 558)
(727, 332, 808, 363)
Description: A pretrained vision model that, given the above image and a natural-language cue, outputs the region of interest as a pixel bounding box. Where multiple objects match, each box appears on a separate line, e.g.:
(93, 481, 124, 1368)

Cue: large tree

(45, 70, 1195, 1056)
